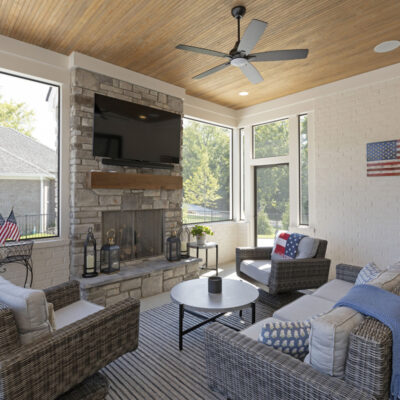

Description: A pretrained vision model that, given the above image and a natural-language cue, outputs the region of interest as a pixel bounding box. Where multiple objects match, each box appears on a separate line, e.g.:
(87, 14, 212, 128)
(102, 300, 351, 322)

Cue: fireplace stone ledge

(77, 257, 201, 306)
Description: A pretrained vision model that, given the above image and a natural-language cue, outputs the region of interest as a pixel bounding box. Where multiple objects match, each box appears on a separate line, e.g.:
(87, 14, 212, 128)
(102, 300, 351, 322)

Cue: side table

(187, 241, 218, 276)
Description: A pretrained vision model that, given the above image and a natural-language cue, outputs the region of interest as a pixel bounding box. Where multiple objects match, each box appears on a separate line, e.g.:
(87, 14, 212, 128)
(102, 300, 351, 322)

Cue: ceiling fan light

(374, 40, 400, 53)
(231, 57, 248, 67)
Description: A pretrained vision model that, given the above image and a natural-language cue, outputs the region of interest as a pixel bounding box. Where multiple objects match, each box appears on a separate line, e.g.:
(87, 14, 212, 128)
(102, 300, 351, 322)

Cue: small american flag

(0, 210, 20, 245)
(367, 139, 400, 177)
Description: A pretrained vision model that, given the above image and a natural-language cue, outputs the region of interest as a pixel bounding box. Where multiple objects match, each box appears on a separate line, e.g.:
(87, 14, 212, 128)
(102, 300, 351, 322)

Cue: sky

(0, 73, 58, 150)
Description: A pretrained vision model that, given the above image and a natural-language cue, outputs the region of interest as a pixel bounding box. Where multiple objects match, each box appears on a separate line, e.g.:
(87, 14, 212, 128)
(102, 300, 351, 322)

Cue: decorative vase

(196, 234, 206, 245)
(208, 276, 222, 293)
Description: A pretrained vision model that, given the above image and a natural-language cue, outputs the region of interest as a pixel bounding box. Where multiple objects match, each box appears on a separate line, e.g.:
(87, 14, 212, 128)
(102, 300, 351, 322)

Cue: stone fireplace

(102, 210, 164, 262)
(69, 68, 184, 278)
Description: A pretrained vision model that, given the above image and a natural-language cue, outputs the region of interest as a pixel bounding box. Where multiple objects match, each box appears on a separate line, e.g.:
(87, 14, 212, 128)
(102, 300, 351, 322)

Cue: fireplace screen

(102, 210, 163, 261)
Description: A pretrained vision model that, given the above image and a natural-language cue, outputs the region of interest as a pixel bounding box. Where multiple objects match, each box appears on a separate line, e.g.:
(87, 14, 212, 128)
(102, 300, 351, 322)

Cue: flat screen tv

(93, 93, 181, 166)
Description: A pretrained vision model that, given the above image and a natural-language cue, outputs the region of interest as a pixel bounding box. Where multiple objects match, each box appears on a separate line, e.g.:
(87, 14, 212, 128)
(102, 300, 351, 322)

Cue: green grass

(20, 233, 57, 240)
(257, 234, 275, 239)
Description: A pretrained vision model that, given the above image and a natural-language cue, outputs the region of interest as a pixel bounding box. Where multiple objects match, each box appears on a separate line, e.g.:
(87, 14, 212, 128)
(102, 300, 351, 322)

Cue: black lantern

(100, 229, 120, 274)
(83, 227, 98, 278)
(166, 231, 181, 261)
(178, 226, 191, 258)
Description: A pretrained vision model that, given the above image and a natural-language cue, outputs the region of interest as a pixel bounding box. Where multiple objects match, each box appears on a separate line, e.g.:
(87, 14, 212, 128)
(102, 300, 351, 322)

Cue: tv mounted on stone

(93, 93, 181, 169)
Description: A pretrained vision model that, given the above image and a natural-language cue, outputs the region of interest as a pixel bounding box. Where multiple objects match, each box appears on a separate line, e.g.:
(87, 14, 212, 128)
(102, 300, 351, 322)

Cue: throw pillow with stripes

(355, 262, 382, 285)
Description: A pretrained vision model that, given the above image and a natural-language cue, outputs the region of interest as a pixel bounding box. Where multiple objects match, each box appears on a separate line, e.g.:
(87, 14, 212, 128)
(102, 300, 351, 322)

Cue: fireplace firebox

(102, 210, 164, 262)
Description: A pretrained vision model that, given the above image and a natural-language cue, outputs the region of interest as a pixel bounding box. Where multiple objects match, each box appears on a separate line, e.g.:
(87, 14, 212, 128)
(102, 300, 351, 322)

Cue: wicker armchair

(0, 280, 140, 400)
(236, 239, 330, 294)
(205, 264, 393, 400)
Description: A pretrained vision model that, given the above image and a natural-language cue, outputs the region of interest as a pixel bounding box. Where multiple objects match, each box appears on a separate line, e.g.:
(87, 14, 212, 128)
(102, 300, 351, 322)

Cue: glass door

(255, 164, 289, 246)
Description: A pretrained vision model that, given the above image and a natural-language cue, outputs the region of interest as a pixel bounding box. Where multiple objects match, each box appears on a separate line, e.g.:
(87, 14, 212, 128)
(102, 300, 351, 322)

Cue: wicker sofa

(205, 264, 394, 400)
(236, 238, 330, 294)
(0, 280, 140, 400)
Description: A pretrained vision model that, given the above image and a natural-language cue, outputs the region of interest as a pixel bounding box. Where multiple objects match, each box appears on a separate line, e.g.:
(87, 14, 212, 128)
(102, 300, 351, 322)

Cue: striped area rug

(102, 298, 276, 400)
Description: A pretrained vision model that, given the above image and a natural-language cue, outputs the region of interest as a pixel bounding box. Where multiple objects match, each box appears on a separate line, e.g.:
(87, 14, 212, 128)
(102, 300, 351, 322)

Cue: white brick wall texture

(314, 77, 400, 276)
(1, 243, 70, 289)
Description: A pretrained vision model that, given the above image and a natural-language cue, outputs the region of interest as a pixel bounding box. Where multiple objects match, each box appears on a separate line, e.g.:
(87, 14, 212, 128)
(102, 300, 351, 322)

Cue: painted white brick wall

(1, 243, 70, 289)
(188, 221, 249, 267)
(314, 77, 400, 276)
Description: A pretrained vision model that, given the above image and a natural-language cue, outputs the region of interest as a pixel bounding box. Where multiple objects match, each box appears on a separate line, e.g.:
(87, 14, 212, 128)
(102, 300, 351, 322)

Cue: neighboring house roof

(0, 127, 56, 178)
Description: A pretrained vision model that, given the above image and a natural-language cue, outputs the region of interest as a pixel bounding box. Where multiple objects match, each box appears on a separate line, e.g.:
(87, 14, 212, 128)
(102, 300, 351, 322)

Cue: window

(182, 118, 232, 224)
(299, 114, 309, 225)
(240, 128, 245, 220)
(253, 118, 289, 158)
(0, 72, 59, 239)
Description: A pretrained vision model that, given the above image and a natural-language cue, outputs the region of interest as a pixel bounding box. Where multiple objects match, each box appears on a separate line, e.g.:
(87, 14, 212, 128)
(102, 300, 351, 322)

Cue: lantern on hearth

(83, 227, 98, 278)
(100, 229, 120, 274)
(165, 231, 181, 261)
(178, 226, 191, 258)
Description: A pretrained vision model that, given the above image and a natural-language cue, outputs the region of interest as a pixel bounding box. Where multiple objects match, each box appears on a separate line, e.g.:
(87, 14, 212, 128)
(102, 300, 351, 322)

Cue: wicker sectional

(0, 280, 140, 400)
(205, 264, 393, 400)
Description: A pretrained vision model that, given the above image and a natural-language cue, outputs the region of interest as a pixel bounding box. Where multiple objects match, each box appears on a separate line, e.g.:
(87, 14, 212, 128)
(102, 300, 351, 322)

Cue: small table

(187, 241, 218, 275)
(170, 278, 259, 350)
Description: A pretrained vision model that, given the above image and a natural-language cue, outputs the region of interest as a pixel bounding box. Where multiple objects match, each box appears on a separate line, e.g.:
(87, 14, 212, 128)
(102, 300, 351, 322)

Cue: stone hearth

(78, 257, 200, 306)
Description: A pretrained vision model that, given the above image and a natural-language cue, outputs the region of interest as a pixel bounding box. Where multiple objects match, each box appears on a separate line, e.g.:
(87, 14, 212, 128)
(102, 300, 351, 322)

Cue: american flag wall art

(366, 139, 400, 177)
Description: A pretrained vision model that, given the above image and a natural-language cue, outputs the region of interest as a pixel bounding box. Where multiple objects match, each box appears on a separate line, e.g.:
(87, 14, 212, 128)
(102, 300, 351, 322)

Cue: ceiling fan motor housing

(231, 6, 246, 19)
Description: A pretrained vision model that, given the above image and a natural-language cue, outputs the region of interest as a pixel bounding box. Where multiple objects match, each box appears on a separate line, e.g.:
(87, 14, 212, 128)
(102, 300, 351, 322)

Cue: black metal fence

(183, 210, 230, 225)
(15, 213, 57, 239)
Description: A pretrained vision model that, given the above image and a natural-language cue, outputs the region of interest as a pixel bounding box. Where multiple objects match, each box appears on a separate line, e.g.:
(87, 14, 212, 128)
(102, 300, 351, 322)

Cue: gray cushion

(312, 279, 354, 303)
(306, 306, 364, 378)
(273, 294, 334, 321)
(240, 260, 271, 285)
(296, 237, 320, 259)
(55, 300, 104, 329)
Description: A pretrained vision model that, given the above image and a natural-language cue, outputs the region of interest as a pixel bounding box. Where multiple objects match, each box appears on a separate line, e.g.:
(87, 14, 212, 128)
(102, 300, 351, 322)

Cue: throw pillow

(355, 262, 382, 285)
(258, 320, 311, 360)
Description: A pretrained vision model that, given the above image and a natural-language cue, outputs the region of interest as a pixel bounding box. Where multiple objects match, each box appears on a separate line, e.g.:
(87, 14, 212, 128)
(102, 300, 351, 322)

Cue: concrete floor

(140, 261, 238, 312)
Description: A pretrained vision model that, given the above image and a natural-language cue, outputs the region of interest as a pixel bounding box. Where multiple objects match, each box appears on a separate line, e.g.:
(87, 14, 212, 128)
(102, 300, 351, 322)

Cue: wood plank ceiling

(1, 0, 400, 109)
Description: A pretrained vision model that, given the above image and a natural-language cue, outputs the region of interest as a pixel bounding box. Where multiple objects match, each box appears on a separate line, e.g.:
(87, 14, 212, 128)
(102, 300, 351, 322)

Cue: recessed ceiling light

(138, 114, 147, 120)
(239, 91, 248, 96)
(374, 40, 400, 53)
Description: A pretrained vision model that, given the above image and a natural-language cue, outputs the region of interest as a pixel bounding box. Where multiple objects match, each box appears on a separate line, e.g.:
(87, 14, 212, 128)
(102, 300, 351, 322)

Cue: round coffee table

(170, 278, 259, 350)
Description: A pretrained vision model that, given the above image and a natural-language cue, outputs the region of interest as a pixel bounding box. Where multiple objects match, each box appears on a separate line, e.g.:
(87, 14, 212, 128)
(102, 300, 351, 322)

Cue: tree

(257, 210, 273, 236)
(0, 96, 35, 137)
(184, 152, 221, 209)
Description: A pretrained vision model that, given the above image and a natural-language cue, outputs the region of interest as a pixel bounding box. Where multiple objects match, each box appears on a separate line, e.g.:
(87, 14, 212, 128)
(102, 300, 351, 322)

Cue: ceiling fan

(176, 5, 309, 84)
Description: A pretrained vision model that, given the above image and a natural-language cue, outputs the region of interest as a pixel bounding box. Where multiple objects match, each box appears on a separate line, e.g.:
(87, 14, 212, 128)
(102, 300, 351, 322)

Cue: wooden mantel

(88, 171, 182, 190)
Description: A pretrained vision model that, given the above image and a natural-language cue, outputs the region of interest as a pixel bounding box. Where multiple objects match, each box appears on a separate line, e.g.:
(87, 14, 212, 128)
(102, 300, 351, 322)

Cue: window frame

(182, 116, 233, 225)
(0, 71, 61, 240)
(239, 127, 245, 220)
(252, 117, 290, 160)
(298, 113, 309, 227)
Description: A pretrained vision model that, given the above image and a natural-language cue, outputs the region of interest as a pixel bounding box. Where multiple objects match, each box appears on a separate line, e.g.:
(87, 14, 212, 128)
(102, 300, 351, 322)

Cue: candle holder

(178, 226, 190, 258)
(83, 227, 98, 278)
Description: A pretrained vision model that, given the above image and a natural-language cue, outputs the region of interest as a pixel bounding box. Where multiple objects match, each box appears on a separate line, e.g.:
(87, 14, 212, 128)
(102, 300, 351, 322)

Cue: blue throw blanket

(335, 284, 400, 399)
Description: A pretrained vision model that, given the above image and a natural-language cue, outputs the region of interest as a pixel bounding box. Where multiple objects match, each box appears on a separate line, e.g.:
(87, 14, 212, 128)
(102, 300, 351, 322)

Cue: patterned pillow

(355, 262, 382, 285)
(258, 320, 311, 360)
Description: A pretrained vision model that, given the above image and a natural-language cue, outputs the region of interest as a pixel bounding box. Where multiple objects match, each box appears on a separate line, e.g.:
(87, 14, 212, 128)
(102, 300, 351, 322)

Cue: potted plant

(190, 225, 214, 245)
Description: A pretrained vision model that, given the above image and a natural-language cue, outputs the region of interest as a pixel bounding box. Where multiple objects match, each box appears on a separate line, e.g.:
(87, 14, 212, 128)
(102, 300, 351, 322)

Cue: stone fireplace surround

(70, 68, 200, 302)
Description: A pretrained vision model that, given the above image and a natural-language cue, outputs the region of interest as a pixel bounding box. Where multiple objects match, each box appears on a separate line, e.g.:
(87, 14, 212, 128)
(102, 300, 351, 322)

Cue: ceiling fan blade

(240, 61, 263, 84)
(237, 19, 268, 54)
(249, 49, 309, 61)
(176, 44, 229, 58)
(193, 62, 231, 80)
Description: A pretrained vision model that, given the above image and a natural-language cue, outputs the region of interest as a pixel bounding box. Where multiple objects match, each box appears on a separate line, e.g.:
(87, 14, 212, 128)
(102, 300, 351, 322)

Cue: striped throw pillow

(355, 262, 382, 285)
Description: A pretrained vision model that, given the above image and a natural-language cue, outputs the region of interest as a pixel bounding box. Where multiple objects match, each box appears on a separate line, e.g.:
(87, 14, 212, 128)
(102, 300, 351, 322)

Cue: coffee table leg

(179, 304, 184, 350)
(251, 302, 256, 324)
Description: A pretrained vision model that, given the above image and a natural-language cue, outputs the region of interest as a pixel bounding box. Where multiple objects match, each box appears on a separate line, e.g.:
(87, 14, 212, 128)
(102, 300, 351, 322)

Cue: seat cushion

(312, 279, 354, 303)
(240, 260, 271, 285)
(0, 276, 51, 344)
(306, 306, 364, 378)
(241, 317, 281, 341)
(368, 270, 400, 292)
(273, 294, 334, 321)
(55, 299, 104, 329)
